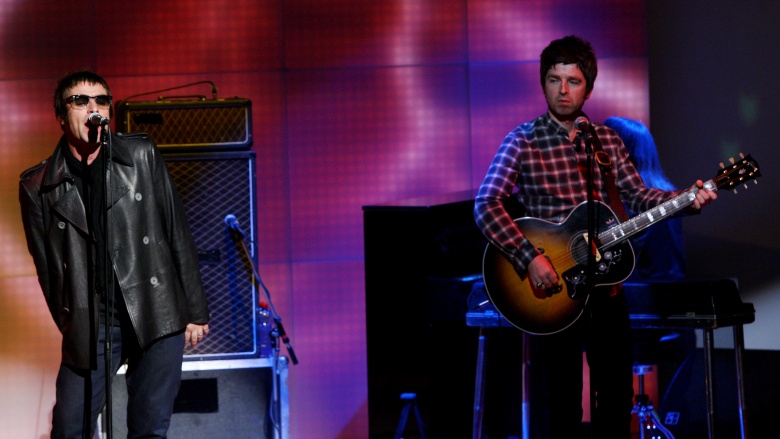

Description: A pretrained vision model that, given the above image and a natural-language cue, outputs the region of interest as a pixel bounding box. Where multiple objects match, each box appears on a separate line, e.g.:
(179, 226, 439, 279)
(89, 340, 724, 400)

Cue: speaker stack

(113, 95, 286, 438)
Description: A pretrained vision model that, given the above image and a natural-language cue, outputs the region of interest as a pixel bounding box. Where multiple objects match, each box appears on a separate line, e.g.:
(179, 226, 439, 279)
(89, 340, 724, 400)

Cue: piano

(363, 191, 494, 438)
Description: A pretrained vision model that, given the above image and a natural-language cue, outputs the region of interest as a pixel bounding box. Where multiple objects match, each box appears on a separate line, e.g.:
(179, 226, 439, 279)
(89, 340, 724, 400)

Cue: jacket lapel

(41, 139, 89, 235)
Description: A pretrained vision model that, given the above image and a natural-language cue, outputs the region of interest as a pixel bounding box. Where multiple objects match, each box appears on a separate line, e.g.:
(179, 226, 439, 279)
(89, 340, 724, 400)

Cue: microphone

(574, 116, 591, 133)
(224, 214, 244, 237)
(88, 112, 110, 126)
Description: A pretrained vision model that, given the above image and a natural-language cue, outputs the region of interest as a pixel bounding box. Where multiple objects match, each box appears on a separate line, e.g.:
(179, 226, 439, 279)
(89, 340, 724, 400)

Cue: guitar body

(482, 201, 635, 334)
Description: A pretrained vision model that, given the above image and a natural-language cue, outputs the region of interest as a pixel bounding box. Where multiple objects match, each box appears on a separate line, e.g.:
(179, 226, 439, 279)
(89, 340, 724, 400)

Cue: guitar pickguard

(562, 236, 634, 300)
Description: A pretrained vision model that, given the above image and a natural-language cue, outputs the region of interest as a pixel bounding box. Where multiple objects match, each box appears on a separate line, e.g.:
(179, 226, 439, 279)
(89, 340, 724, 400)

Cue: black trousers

(530, 288, 635, 439)
(51, 323, 185, 439)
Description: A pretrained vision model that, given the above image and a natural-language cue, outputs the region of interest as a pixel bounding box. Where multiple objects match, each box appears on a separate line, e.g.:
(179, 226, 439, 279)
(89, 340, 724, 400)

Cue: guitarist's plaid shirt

(474, 112, 679, 277)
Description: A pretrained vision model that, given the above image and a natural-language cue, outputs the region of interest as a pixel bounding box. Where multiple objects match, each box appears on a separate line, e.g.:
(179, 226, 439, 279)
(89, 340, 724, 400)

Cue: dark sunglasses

(65, 94, 112, 110)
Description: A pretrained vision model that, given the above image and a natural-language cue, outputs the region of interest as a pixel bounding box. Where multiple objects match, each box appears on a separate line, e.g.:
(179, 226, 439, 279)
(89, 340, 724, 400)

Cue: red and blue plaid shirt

(474, 112, 677, 275)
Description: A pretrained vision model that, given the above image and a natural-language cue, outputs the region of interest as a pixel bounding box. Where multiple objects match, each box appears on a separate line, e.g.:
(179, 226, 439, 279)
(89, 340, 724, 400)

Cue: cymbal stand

(632, 364, 675, 439)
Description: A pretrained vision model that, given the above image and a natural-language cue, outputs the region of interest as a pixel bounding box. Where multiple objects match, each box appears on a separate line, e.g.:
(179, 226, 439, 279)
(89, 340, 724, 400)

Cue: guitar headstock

(715, 153, 761, 192)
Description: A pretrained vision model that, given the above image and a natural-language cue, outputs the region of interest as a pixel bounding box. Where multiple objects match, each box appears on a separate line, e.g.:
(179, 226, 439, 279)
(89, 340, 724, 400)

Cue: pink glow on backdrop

(287, 65, 473, 260)
(469, 0, 647, 62)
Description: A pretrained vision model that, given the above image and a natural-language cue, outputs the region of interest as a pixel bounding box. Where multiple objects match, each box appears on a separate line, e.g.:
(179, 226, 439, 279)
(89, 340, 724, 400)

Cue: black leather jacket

(19, 132, 209, 369)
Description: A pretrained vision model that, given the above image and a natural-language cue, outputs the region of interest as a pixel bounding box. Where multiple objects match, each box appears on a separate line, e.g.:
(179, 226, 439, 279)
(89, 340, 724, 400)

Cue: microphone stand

(100, 123, 115, 439)
(576, 126, 598, 429)
(226, 223, 298, 439)
(573, 129, 597, 297)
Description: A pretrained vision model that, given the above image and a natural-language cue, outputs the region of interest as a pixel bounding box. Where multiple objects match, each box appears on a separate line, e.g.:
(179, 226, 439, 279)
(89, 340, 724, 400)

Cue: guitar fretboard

(599, 182, 709, 249)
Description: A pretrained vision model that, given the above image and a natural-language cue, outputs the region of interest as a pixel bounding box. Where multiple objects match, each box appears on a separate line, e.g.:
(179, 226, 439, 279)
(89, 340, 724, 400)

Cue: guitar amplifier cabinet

(115, 98, 252, 152)
(162, 151, 270, 361)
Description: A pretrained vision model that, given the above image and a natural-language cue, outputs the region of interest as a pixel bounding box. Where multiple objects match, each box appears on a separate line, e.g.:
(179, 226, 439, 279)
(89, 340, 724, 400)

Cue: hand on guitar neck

(528, 179, 716, 300)
(689, 179, 718, 211)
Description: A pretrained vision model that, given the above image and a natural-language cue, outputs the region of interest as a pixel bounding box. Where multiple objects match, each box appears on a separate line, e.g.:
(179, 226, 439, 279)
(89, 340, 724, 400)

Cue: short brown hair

(539, 35, 598, 95)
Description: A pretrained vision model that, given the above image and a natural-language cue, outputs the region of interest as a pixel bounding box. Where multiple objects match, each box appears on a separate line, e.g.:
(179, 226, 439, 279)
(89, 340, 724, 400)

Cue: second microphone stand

(226, 219, 298, 439)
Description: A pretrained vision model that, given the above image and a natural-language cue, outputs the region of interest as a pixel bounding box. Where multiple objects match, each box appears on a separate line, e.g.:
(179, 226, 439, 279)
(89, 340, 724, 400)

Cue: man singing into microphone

(474, 36, 717, 438)
(19, 70, 210, 439)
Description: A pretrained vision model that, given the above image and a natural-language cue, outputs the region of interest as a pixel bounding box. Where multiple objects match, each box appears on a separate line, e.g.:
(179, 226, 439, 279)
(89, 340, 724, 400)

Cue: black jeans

(51, 323, 185, 439)
(530, 289, 635, 439)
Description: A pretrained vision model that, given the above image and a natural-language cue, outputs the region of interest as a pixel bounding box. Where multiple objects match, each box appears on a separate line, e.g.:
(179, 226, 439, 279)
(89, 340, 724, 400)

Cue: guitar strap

(589, 132, 629, 222)
(588, 131, 628, 299)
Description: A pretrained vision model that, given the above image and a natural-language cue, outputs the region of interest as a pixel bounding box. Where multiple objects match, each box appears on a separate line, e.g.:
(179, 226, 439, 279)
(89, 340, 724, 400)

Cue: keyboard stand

(469, 279, 754, 439)
(625, 279, 755, 439)
(466, 310, 530, 439)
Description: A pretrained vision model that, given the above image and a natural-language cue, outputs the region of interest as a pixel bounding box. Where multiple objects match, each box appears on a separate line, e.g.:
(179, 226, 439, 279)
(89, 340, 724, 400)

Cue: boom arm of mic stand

(228, 228, 299, 365)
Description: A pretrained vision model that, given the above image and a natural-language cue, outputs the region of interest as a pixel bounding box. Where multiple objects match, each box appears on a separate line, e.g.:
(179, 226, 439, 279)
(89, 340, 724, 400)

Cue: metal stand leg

(394, 393, 426, 439)
(733, 325, 749, 439)
(472, 328, 487, 439)
(471, 326, 531, 439)
(632, 364, 675, 439)
(521, 331, 530, 439)
(702, 325, 750, 439)
(703, 329, 717, 439)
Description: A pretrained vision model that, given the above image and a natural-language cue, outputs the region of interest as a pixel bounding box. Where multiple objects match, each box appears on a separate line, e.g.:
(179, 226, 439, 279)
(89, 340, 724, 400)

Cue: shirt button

(142, 236, 150, 245)
(135, 193, 143, 201)
(150, 276, 159, 286)
(58, 222, 66, 229)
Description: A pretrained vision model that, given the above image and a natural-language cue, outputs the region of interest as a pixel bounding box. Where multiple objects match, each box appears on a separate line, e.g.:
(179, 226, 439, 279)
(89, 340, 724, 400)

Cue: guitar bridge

(545, 284, 564, 297)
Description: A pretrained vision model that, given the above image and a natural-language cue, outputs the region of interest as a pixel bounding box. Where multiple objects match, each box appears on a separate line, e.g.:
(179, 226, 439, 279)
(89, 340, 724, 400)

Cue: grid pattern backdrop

(4, 1, 776, 438)
(0, 2, 652, 437)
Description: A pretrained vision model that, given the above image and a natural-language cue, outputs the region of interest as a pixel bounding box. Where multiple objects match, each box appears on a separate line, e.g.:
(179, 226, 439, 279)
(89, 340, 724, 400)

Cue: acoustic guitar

(481, 154, 761, 335)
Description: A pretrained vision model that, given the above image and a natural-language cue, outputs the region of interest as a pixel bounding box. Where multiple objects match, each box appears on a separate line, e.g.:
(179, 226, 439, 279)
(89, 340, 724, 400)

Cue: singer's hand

(185, 323, 210, 349)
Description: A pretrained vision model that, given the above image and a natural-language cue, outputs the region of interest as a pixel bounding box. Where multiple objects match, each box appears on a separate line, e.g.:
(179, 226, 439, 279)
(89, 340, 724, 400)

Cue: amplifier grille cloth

(164, 153, 268, 359)
(126, 105, 249, 147)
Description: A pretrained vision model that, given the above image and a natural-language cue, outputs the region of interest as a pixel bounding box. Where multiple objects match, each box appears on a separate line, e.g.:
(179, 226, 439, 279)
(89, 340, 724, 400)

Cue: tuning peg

(729, 157, 736, 164)
(738, 180, 758, 191)
(720, 162, 725, 169)
(739, 152, 745, 158)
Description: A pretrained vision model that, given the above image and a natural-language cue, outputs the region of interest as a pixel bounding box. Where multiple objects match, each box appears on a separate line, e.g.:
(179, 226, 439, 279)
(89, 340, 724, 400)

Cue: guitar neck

(598, 179, 715, 248)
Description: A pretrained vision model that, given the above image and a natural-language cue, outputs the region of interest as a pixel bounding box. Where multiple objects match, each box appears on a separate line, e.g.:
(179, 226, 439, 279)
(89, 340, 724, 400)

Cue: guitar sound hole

(571, 237, 589, 265)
